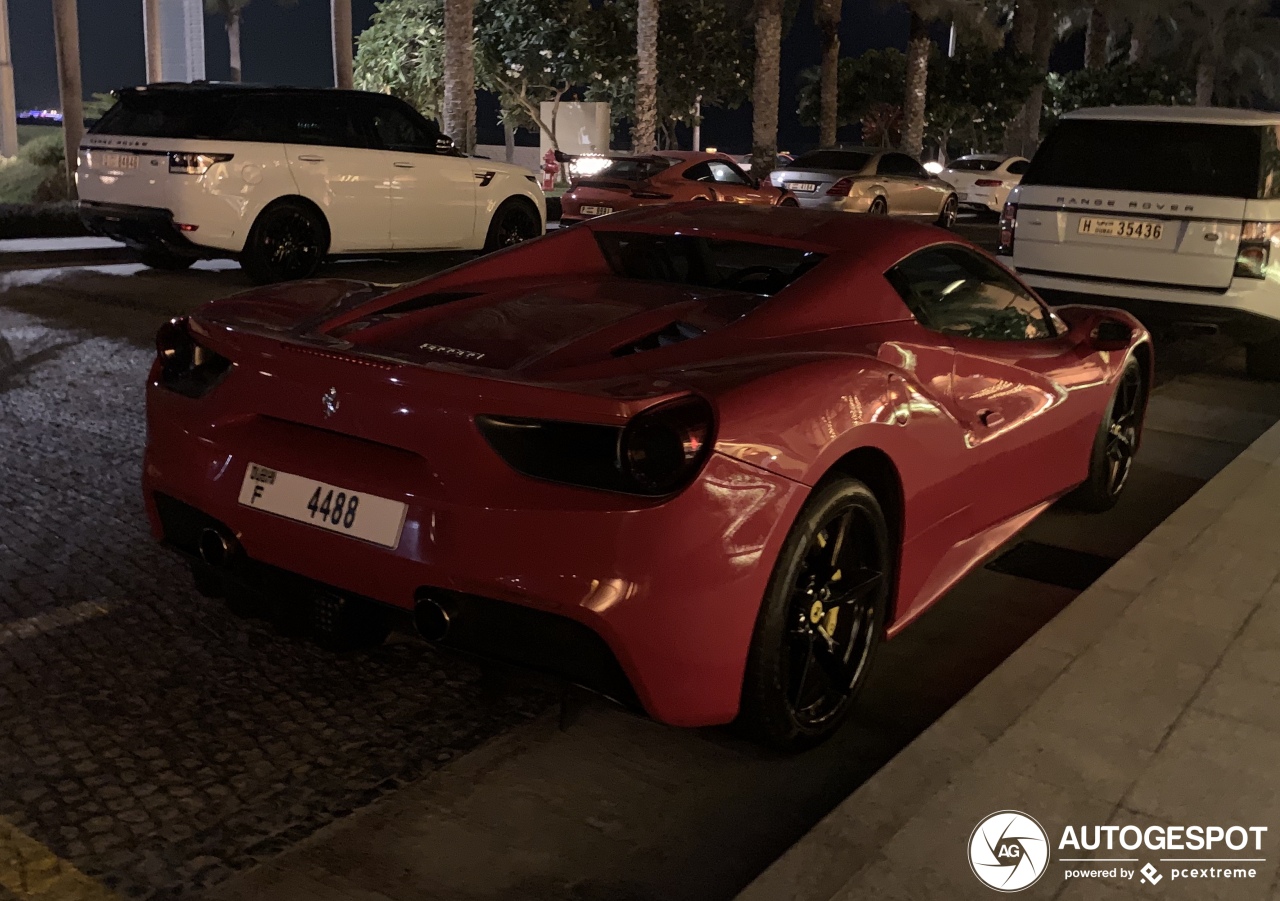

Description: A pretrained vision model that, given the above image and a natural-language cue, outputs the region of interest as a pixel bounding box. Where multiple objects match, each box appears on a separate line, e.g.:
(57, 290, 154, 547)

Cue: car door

(274, 95, 390, 252)
(705, 160, 768, 204)
(876, 153, 928, 215)
(887, 245, 1103, 530)
(362, 98, 476, 250)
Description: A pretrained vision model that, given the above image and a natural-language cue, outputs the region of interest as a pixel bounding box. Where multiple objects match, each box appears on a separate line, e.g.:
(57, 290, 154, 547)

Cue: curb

(0, 247, 136, 272)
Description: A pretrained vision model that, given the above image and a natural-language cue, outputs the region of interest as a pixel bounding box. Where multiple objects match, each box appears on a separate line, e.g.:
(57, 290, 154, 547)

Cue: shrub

(18, 132, 66, 168)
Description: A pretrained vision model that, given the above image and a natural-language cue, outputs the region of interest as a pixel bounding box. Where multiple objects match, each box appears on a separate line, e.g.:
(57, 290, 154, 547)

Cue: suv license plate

(238, 463, 407, 548)
(1078, 217, 1164, 241)
(99, 152, 139, 171)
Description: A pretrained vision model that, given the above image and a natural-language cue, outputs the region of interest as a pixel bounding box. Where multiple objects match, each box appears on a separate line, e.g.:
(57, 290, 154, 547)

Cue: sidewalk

(737, 421, 1280, 901)
(0, 236, 132, 271)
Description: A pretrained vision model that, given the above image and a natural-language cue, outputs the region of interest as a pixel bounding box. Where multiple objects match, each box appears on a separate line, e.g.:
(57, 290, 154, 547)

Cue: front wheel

(483, 200, 541, 252)
(1063, 356, 1146, 512)
(740, 477, 891, 751)
(241, 201, 328, 283)
(936, 195, 958, 229)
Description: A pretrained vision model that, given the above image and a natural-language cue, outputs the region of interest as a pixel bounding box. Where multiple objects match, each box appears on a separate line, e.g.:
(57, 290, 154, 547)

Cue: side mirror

(1094, 319, 1133, 351)
(436, 134, 457, 155)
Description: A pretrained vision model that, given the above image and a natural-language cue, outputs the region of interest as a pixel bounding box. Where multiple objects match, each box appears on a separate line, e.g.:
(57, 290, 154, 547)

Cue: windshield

(788, 150, 872, 172)
(1024, 119, 1265, 198)
(948, 158, 1002, 172)
(594, 233, 825, 296)
(593, 157, 679, 182)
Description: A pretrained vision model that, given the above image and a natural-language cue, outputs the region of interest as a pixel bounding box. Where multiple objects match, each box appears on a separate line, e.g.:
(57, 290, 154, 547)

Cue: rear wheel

(1064, 356, 1146, 512)
(483, 200, 541, 252)
(1247, 337, 1280, 380)
(136, 247, 195, 271)
(740, 477, 890, 751)
(936, 195, 959, 229)
(779, 196, 799, 208)
(868, 196, 888, 216)
(241, 200, 328, 283)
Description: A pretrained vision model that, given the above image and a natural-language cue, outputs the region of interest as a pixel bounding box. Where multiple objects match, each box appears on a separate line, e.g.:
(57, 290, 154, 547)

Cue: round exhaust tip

(414, 597, 451, 642)
(197, 528, 235, 568)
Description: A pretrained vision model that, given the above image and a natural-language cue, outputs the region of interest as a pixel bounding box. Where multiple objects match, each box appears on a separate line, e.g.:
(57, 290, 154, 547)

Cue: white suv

(77, 85, 545, 282)
(1000, 106, 1280, 377)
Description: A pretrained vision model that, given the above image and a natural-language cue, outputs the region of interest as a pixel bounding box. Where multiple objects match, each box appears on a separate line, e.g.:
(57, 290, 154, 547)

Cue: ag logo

(969, 810, 1050, 892)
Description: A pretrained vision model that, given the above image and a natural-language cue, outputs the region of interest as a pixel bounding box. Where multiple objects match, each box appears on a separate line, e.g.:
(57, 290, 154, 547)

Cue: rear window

(789, 150, 872, 171)
(948, 157, 1001, 172)
(1023, 119, 1265, 198)
(92, 93, 238, 140)
(594, 233, 824, 296)
(597, 157, 679, 181)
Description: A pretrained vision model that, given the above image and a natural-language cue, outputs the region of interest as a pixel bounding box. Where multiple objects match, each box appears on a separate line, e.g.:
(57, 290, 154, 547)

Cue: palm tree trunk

(1084, 3, 1108, 70)
(442, 0, 475, 153)
(750, 0, 783, 179)
(52, 0, 83, 196)
(1022, 4, 1057, 154)
(0, 0, 19, 158)
(1195, 59, 1215, 107)
(1002, 0, 1036, 156)
(1128, 19, 1149, 65)
(226, 9, 242, 82)
(633, 0, 659, 153)
(900, 10, 929, 159)
(330, 0, 353, 89)
(814, 0, 841, 147)
(142, 0, 162, 82)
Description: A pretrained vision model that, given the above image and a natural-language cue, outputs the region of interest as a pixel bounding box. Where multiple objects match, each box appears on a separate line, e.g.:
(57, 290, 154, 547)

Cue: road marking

(0, 601, 119, 648)
(0, 817, 121, 900)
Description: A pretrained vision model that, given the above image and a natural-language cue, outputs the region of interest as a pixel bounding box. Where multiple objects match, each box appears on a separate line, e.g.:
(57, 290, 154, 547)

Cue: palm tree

(52, 0, 83, 195)
(750, 0, 783, 178)
(204, 0, 296, 83)
(331, 0, 353, 89)
(442, 0, 475, 151)
(633, 0, 659, 153)
(1103, 0, 1174, 64)
(898, 0, 988, 159)
(1083, 1, 1108, 69)
(813, 0, 842, 147)
(1172, 0, 1280, 107)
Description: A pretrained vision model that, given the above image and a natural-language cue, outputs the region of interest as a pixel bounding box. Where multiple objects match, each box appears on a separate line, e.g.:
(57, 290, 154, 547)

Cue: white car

(77, 85, 545, 282)
(1001, 106, 1280, 378)
(942, 154, 1028, 214)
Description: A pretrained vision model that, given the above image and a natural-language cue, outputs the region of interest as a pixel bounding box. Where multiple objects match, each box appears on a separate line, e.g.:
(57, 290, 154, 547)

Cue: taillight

(826, 178, 854, 197)
(998, 202, 1018, 256)
(1235, 221, 1280, 280)
(618, 397, 714, 495)
(975, 179, 1004, 187)
(155, 317, 232, 397)
(169, 152, 233, 174)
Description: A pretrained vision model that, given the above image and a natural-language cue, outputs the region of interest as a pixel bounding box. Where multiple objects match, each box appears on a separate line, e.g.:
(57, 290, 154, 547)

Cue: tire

(1247, 337, 1280, 380)
(868, 196, 888, 216)
(483, 199, 542, 252)
(779, 196, 799, 208)
(740, 476, 891, 751)
(1063, 356, 1146, 513)
(935, 194, 959, 229)
(241, 200, 328, 284)
(136, 247, 196, 271)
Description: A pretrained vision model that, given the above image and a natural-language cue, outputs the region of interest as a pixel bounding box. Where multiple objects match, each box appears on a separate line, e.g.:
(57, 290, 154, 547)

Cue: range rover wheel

(242, 200, 328, 283)
(483, 200, 541, 252)
(741, 476, 890, 751)
(1064, 356, 1146, 513)
(936, 195, 959, 229)
(868, 196, 888, 216)
(137, 247, 195, 271)
(1246, 337, 1280, 381)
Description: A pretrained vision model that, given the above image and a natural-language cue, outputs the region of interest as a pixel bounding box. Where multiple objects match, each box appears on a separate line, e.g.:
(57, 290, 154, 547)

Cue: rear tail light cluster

(169, 152, 233, 175)
(998, 202, 1018, 256)
(974, 179, 1005, 187)
(476, 396, 715, 496)
(1234, 221, 1280, 280)
(826, 178, 855, 197)
(155, 317, 232, 398)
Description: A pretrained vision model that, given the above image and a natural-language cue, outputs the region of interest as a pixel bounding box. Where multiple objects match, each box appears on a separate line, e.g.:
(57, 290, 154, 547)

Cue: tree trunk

(0, 0, 18, 158)
(814, 0, 840, 147)
(331, 0, 353, 90)
(1128, 20, 1148, 65)
(750, 0, 783, 179)
(52, 0, 83, 196)
(442, 0, 475, 152)
(1084, 3, 1108, 70)
(900, 11, 929, 159)
(1022, 3, 1057, 155)
(226, 9, 242, 82)
(142, 0, 162, 82)
(503, 120, 514, 164)
(633, 0, 659, 153)
(1196, 59, 1215, 107)
(1010, 0, 1036, 56)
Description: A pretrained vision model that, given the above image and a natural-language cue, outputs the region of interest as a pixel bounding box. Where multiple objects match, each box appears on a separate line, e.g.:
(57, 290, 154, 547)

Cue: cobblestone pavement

(0, 260, 555, 900)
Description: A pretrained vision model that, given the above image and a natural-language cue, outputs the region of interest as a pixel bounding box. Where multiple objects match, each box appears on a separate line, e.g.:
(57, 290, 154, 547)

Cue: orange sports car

(560, 151, 798, 224)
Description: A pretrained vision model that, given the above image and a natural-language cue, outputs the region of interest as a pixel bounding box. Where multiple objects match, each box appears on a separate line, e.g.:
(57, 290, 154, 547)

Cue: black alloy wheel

(1065, 356, 1146, 512)
(242, 201, 327, 283)
(484, 200, 541, 252)
(868, 196, 888, 215)
(741, 477, 890, 750)
(936, 195, 959, 229)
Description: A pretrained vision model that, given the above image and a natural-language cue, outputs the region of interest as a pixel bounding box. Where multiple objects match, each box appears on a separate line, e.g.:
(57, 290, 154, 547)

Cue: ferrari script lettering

(418, 342, 486, 362)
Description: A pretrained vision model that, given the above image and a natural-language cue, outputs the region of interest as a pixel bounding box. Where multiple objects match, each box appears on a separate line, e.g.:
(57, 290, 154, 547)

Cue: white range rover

(1000, 106, 1280, 377)
(78, 84, 545, 282)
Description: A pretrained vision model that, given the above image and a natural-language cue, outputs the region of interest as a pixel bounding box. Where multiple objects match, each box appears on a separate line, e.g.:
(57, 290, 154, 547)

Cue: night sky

(16, 1, 973, 152)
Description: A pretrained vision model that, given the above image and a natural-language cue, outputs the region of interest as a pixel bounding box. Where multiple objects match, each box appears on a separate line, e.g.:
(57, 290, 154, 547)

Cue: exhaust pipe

(197, 528, 237, 569)
(414, 595, 452, 642)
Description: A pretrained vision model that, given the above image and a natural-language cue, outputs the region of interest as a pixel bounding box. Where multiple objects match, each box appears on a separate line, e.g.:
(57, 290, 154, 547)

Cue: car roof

(122, 82, 387, 101)
(1064, 105, 1280, 126)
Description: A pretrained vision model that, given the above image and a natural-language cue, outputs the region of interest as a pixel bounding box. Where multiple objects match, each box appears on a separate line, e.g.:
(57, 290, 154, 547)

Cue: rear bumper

(79, 201, 215, 257)
(792, 195, 875, 213)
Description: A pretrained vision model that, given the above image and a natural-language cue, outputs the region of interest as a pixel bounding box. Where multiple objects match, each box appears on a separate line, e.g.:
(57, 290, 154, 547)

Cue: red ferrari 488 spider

(144, 204, 1150, 748)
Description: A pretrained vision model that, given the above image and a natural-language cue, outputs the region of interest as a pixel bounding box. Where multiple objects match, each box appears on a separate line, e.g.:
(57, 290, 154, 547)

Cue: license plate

(238, 463, 407, 549)
(958, 192, 969, 200)
(98, 151, 139, 171)
(580, 205, 613, 216)
(787, 182, 818, 192)
(1078, 217, 1165, 241)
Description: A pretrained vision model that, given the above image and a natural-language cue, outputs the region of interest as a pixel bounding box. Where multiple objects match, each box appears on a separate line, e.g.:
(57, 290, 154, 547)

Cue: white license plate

(237, 463, 407, 549)
(1078, 217, 1165, 241)
(580, 205, 613, 216)
(98, 151, 139, 171)
(787, 182, 818, 192)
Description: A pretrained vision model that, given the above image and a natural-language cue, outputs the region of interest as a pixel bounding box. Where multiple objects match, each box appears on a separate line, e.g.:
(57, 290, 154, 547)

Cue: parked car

(77, 84, 545, 282)
(559, 151, 797, 225)
(942, 154, 1029, 215)
(1001, 106, 1280, 378)
(770, 146, 959, 227)
(731, 151, 794, 171)
(144, 202, 1150, 749)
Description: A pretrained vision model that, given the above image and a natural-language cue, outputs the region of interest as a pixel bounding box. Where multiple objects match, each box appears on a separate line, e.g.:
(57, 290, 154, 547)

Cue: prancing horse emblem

(322, 387, 339, 417)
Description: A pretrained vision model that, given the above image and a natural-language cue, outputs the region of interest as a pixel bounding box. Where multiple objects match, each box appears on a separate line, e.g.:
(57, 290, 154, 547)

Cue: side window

(1006, 159, 1030, 176)
(683, 162, 715, 183)
(879, 153, 922, 178)
(886, 246, 1053, 341)
(290, 99, 365, 148)
(875, 154, 897, 176)
(707, 161, 748, 185)
(369, 101, 438, 153)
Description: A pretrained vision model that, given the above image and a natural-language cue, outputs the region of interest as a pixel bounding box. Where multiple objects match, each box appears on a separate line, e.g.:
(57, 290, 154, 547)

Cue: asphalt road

(1, 224, 1275, 901)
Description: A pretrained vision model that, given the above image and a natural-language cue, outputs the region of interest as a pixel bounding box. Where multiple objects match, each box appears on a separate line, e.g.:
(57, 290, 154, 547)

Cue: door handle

(296, 154, 324, 162)
(979, 409, 1004, 428)
(394, 162, 415, 169)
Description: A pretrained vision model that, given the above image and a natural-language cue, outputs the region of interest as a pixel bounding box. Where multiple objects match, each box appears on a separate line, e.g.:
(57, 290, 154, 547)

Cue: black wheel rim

(1104, 365, 1143, 497)
(497, 210, 536, 247)
(784, 506, 884, 728)
(871, 199, 886, 215)
(259, 210, 321, 278)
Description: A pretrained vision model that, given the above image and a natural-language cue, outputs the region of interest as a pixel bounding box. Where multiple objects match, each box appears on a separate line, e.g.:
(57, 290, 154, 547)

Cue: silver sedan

(769, 147, 959, 228)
